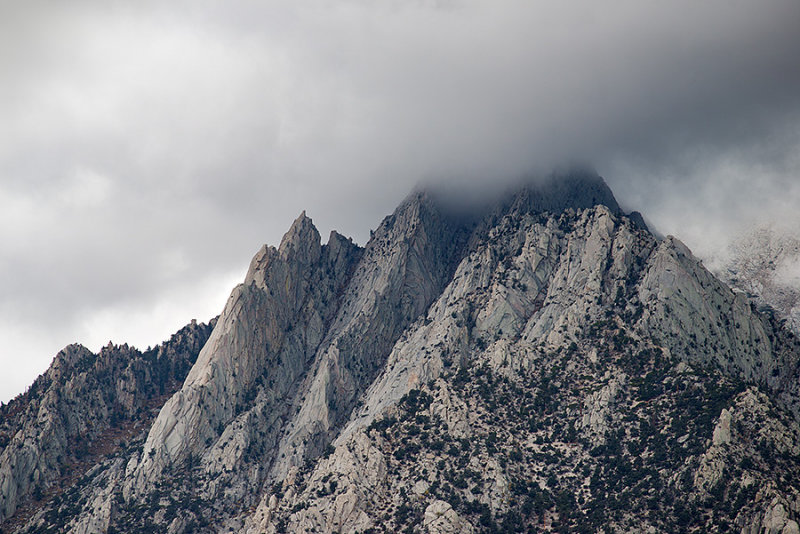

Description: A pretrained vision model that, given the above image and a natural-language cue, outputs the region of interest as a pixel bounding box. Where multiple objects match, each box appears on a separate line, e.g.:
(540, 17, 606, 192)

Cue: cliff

(3, 170, 800, 533)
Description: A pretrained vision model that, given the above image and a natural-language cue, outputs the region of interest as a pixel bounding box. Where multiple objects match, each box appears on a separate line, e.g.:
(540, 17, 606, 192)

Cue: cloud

(1, 0, 799, 401)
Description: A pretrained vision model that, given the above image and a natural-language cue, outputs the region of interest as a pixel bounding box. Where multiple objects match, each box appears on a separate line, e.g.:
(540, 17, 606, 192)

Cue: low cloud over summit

(1, 0, 799, 401)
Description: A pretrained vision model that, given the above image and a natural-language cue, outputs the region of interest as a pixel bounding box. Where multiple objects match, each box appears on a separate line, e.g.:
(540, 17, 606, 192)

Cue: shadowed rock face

(251, 204, 800, 534)
(128, 170, 631, 502)
(0, 320, 213, 524)
(126, 211, 363, 499)
(125, 190, 477, 502)
(5, 169, 800, 534)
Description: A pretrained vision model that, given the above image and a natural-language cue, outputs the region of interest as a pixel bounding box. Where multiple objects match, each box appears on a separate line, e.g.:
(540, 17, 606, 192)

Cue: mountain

(0, 320, 214, 531)
(3, 169, 800, 533)
(716, 225, 800, 335)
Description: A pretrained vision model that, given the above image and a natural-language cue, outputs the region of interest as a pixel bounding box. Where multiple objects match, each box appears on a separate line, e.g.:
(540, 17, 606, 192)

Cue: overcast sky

(1, 0, 799, 402)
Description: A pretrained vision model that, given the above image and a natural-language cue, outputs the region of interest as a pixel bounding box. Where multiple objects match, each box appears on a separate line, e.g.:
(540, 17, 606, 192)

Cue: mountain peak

(278, 210, 321, 264)
(5, 174, 800, 534)
(510, 167, 621, 215)
(414, 167, 623, 227)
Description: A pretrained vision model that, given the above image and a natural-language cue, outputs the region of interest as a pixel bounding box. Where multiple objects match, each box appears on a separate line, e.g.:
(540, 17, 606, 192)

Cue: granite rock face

(4, 170, 800, 533)
(250, 191, 799, 534)
(0, 319, 213, 526)
(125, 212, 362, 500)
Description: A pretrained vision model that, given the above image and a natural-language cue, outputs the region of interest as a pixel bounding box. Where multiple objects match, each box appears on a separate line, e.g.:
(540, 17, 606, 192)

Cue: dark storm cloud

(2, 0, 800, 401)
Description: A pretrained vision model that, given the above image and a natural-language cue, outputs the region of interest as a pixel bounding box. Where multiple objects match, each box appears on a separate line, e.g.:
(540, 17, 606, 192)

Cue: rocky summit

(2, 169, 800, 534)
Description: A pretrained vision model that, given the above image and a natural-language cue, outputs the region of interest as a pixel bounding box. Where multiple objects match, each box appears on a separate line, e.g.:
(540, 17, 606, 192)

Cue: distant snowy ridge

(717, 224, 800, 334)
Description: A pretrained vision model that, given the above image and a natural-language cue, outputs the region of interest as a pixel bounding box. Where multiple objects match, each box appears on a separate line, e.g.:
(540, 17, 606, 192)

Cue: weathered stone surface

(6, 171, 800, 534)
(712, 408, 732, 446)
(579, 375, 623, 445)
(250, 194, 800, 533)
(0, 320, 212, 525)
(127, 212, 361, 502)
(270, 192, 471, 480)
(424, 500, 475, 534)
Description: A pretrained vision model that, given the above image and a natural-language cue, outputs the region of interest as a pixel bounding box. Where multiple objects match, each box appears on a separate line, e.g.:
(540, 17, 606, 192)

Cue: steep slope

(124, 214, 361, 495)
(110, 190, 475, 531)
(6, 170, 800, 534)
(120, 170, 634, 520)
(0, 319, 213, 528)
(249, 205, 800, 534)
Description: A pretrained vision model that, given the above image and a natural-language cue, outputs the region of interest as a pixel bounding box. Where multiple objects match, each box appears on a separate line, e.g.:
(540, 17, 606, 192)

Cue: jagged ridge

(3, 169, 800, 534)
(0, 319, 213, 528)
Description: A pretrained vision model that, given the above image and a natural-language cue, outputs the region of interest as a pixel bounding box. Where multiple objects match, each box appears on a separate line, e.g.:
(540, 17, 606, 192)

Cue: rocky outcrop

(640, 237, 778, 381)
(270, 191, 471, 479)
(124, 191, 475, 510)
(424, 500, 476, 534)
(126, 212, 362, 501)
(0, 319, 213, 525)
(248, 196, 800, 533)
(5, 169, 800, 534)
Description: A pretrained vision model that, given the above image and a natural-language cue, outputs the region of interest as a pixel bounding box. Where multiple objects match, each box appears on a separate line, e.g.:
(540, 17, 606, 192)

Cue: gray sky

(2, 0, 799, 402)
